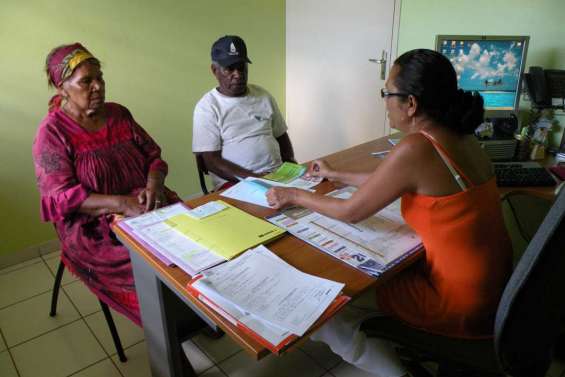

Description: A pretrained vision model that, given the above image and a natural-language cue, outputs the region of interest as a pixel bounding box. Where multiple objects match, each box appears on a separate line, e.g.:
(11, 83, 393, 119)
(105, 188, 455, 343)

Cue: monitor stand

(476, 116, 519, 161)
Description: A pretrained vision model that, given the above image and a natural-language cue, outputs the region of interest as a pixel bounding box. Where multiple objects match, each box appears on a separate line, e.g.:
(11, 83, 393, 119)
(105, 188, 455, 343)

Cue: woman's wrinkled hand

(266, 187, 296, 210)
(137, 181, 167, 212)
(305, 159, 334, 180)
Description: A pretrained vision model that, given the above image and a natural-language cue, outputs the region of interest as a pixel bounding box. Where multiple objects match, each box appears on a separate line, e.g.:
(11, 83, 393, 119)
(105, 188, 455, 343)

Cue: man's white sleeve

(192, 103, 222, 152)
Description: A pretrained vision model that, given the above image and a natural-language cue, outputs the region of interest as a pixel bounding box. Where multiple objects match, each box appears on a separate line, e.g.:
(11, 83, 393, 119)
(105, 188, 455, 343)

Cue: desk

(114, 135, 558, 377)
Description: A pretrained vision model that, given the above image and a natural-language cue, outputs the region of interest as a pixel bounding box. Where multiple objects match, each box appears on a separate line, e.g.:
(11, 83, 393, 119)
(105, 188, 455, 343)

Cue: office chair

(361, 187, 565, 377)
(502, 191, 552, 245)
(49, 260, 128, 362)
(195, 153, 210, 195)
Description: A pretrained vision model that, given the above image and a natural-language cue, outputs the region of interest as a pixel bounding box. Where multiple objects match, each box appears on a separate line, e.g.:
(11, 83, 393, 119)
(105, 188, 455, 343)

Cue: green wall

(3, 0, 564, 257)
(0, 0, 285, 256)
(397, 0, 565, 147)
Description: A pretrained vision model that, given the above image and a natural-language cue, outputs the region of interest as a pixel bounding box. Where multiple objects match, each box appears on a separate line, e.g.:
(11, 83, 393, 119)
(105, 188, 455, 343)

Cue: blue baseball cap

(211, 35, 252, 67)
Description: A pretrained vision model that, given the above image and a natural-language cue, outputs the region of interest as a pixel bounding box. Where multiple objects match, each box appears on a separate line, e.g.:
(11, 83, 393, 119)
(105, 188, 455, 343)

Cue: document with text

(190, 245, 345, 336)
(267, 187, 422, 277)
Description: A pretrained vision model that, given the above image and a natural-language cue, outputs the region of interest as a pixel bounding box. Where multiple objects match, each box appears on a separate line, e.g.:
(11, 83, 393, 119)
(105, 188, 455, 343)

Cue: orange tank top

(377, 131, 513, 338)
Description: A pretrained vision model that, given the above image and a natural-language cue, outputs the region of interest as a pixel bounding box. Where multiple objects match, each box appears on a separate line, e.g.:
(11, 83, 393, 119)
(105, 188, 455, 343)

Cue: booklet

(263, 162, 323, 190)
(266, 187, 423, 277)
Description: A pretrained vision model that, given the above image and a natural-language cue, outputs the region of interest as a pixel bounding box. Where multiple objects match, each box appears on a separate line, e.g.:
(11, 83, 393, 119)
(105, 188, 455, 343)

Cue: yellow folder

(166, 200, 285, 260)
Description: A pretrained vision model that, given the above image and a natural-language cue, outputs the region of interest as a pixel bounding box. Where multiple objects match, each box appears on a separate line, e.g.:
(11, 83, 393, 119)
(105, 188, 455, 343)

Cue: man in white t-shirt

(192, 35, 295, 189)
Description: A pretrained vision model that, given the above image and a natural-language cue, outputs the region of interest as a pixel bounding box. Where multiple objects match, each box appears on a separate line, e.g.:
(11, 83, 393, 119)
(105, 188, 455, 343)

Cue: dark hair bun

(446, 90, 485, 134)
(393, 49, 485, 134)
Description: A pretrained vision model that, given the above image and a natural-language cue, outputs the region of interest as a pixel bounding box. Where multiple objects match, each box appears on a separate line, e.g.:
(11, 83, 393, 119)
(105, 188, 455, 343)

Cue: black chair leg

(49, 261, 65, 317)
(99, 300, 128, 362)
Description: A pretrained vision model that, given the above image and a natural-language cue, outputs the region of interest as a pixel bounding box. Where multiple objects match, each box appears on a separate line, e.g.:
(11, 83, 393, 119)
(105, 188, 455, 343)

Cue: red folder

(186, 275, 350, 354)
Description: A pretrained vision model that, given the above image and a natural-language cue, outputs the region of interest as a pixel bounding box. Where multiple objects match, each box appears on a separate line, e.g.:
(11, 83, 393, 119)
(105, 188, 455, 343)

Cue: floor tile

(192, 331, 242, 364)
(300, 339, 342, 370)
(201, 366, 229, 376)
(112, 341, 151, 377)
(63, 280, 102, 316)
(70, 358, 122, 377)
(0, 261, 55, 308)
(0, 289, 80, 347)
(0, 351, 18, 377)
(0, 331, 6, 352)
(44, 257, 78, 285)
(331, 361, 379, 377)
(0, 257, 43, 275)
(11, 320, 106, 377)
(84, 309, 144, 355)
(181, 339, 215, 374)
(219, 348, 326, 377)
(42, 250, 61, 261)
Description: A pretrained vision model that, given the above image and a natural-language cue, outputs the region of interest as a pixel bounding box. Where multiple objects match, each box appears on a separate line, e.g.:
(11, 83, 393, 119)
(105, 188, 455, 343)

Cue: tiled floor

(1, 251, 564, 377)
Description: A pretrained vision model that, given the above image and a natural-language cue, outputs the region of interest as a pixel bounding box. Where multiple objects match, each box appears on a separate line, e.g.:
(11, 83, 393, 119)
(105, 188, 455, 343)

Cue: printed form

(193, 245, 344, 336)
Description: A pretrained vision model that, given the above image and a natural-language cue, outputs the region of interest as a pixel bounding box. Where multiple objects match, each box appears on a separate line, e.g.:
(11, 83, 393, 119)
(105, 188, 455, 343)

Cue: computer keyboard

(493, 162, 556, 187)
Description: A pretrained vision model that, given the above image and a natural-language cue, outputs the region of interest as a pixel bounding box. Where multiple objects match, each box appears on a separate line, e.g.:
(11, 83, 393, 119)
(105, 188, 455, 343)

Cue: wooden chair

(49, 260, 128, 362)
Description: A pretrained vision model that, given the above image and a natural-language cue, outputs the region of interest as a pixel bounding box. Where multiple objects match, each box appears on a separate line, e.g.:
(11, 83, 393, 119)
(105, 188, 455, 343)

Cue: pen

(370, 150, 390, 158)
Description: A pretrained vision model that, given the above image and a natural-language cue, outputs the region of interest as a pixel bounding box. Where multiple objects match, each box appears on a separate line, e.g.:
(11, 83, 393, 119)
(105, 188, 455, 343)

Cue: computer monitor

(435, 35, 529, 118)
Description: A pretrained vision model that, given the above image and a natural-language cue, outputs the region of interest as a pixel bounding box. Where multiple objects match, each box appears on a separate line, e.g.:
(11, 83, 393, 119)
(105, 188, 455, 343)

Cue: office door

(286, 0, 400, 162)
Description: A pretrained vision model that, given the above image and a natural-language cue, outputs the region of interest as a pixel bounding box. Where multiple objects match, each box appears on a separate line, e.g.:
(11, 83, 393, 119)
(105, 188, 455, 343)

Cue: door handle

(369, 50, 388, 80)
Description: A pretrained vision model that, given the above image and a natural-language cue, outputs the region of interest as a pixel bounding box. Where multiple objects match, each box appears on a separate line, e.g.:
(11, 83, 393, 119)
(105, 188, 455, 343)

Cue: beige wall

(0, 0, 285, 256)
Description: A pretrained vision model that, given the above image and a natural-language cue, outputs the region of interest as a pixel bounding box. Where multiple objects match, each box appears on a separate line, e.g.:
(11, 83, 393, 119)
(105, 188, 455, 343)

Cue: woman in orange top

(266, 49, 512, 377)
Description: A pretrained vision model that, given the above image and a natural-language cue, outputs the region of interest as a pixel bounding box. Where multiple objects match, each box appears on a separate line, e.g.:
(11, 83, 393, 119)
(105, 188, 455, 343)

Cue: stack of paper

(165, 201, 285, 260)
(263, 162, 322, 189)
(221, 163, 323, 208)
(220, 177, 287, 207)
(267, 187, 422, 277)
(187, 245, 349, 353)
(117, 203, 225, 275)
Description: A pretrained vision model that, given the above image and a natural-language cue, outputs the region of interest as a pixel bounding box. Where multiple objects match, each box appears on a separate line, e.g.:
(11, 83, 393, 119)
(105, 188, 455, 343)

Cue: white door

(286, 0, 400, 162)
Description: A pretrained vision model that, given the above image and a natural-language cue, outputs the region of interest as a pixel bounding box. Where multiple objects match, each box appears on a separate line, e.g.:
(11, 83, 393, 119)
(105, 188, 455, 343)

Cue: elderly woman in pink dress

(32, 43, 177, 326)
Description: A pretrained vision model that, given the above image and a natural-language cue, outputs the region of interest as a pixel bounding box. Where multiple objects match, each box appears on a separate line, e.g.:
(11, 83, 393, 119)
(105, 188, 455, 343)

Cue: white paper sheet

(193, 245, 344, 336)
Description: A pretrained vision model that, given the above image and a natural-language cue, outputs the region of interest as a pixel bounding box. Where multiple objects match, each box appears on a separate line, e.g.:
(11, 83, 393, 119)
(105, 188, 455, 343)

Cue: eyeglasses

(380, 88, 409, 98)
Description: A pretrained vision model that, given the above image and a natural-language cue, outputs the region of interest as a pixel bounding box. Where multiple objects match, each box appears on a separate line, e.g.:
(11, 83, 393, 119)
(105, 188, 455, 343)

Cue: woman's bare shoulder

(392, 132, 437, 161)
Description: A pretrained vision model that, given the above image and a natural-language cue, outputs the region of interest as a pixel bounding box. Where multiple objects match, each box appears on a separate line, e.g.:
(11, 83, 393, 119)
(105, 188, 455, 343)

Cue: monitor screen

(436, 35, 529, 116)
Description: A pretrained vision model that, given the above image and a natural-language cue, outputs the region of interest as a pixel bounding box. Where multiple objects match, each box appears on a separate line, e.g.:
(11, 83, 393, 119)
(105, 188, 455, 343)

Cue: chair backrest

(195, 153, 209, 195)
(495, 187, 565, 376)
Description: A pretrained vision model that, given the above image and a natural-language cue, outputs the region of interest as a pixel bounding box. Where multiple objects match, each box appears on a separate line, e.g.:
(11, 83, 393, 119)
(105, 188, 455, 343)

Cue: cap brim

(217, 56, 252, 67)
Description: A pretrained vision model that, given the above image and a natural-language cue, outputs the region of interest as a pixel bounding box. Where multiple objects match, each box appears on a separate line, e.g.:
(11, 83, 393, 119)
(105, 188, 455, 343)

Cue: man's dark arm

(276, 132, 296, 163)
(199, 151, 261, 182)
